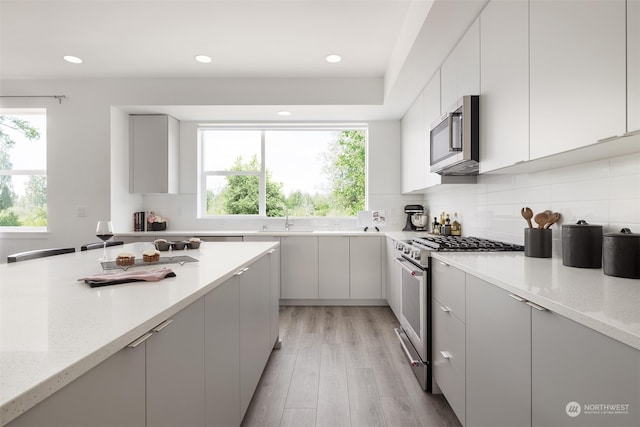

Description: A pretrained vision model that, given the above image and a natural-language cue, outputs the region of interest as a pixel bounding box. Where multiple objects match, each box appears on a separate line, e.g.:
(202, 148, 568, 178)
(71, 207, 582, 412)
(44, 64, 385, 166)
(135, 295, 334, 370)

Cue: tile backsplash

(422, 153, 640, 256)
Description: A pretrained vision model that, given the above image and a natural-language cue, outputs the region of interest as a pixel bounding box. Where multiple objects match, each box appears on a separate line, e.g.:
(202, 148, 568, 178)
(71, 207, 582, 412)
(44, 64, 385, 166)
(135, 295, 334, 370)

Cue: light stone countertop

(0, 241, 278, 426)
(430, 252, 640, 351)
(115, 230, 388, 237)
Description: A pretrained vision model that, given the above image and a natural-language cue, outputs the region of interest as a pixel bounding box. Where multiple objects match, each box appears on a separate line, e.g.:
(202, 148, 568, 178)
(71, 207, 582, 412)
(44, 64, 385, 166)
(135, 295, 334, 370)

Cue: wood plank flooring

(241, 306, 461, 427)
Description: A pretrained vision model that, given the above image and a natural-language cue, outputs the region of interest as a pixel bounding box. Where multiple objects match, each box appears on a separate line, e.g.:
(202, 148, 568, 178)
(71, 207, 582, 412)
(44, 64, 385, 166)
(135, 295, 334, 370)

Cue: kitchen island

(0, 241, 279, 427)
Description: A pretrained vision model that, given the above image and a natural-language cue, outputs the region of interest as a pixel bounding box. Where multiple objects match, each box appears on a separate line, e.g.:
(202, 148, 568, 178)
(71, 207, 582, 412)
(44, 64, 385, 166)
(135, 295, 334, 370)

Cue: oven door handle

(395, 257, 424, 276)
(394, 328, 424, 367)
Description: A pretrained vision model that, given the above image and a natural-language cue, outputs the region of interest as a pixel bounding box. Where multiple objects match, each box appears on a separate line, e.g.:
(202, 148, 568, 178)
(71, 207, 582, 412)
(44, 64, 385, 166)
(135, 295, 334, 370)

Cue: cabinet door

(205, 277, 240, 427)
(349, 236, 382, 299)
(384, 238, 401, 319)
(146, 299, 205, 427)
(7, 345, 146, 427)
(466, 275, 531, 427)
(130, 115, 178, 194)
(441, 18, 480, 113)
(532, 309, 640, 427)
(280, 236, 318, 299)
(401, 91, 425, 193)
(479, 0, 529, 173)
(423, 69, 444, 187)
(319, 236, 350, 299)
(629, 0, 640, 133)
(530, 0, 626, 159)
(239, 255, 272, 419)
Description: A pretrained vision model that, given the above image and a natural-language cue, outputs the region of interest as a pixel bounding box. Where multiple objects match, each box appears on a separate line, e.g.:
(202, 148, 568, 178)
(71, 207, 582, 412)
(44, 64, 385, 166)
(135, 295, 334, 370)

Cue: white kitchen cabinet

(239, 254, 272, 419)
(466, 274, 531, 427)
(6, 344, 146, 427)
(479, 0, 530, 173)
(384, 237, 401, 319)
(319, 236, 350, 299)
(431, 260, 466, 425)
(401, 91, 425, 193)
(146, 298, 205, 427)
(440, 18, 480, 113)
(529, 0, 626, 159)
(349, 236, 382, 299)
(280, 236, 318, 299)
(243, 235, 281, 346)
(205, 276, 240, 427)
(130, 114, 179, 194)
(531, 308, 640, 427)
(629, 0, 640, 133)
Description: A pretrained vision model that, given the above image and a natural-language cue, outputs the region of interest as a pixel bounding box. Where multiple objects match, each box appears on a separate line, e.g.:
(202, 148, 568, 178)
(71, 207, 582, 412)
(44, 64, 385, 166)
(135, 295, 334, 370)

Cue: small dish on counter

(171, 241, 187, 250)
(154, 239, 170, 251)
(187, 237, 201, 249)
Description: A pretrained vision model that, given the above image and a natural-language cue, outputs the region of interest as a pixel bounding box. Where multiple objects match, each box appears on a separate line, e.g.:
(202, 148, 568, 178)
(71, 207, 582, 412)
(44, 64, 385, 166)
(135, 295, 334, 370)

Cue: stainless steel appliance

(394, 235, 523, 391)
(430, 95, 479, 175)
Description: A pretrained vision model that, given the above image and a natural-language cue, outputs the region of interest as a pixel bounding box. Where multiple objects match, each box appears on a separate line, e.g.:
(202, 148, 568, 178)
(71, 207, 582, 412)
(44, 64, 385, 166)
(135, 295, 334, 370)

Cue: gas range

(397, 235, 524, 268)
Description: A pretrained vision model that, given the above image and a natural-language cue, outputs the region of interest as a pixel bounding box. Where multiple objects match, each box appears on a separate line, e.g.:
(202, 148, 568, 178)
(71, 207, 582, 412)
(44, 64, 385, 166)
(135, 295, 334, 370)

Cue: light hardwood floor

(241, 306, 461, 427)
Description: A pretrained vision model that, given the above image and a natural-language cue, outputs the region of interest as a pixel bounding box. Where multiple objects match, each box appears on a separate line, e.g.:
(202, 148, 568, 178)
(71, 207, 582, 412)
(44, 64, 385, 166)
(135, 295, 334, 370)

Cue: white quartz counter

(0, 241, 278, 426)
(431, 252, 640, 351)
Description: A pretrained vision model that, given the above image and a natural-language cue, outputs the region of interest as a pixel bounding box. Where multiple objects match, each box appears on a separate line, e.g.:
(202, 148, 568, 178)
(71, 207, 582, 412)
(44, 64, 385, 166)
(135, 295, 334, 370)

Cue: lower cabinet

(146, 299, 205, 427)
(319, 236, 350, 299)
(349, 236, 382, 299)
(466, 274, 531, 427)
(239, 254, 272, 419)
(531, 309, 640, 427)
(434, 262, 640, 427)
(7, 344, 146, 427)
(281, 236, 319, 299)
(205, 276, 240, 427)
(384, 237, 401, 319)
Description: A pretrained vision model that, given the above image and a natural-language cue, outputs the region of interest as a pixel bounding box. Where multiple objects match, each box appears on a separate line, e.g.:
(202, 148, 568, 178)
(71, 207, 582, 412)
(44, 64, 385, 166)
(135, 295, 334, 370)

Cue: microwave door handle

(449, 112, 462, 151)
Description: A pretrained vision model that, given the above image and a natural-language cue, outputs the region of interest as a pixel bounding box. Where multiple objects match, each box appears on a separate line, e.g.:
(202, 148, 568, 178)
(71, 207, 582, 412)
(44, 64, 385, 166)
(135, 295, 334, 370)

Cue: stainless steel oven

(393, 235, 524, 392)
(394, 255, 431, 391)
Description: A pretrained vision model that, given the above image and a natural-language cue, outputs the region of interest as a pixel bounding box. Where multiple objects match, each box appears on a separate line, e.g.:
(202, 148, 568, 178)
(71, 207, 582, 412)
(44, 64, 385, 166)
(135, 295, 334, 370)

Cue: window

(198, 126, 367, 217)
(0, 109, 47, 228)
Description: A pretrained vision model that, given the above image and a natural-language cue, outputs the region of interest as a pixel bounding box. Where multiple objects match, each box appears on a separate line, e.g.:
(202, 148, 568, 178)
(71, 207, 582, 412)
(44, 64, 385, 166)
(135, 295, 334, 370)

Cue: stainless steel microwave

(429, 95, 479, 175)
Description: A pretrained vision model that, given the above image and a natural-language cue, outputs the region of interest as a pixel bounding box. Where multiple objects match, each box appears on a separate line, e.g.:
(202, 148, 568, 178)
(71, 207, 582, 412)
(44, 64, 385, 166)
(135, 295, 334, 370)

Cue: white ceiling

(0, 0, 487, 120)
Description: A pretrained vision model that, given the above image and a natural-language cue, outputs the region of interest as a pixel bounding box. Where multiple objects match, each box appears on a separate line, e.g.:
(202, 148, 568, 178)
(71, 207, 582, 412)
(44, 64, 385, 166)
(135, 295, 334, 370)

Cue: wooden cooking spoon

(521, 207, 534, 228)
(534, 211, 549, 229)
(543, 212, 561, 229)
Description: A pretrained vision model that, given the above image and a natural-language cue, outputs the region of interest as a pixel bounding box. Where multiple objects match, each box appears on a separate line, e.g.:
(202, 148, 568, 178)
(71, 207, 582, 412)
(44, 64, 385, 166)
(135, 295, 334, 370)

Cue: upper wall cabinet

(479, 0, 529, 173)
(130, 115, 179, 194)
(529, 0, 626, 160)
(423, 70, 446, 188)
(629, 0, 640, 133)
(401, 91, 425, 193)
(441, 18, 480, 113)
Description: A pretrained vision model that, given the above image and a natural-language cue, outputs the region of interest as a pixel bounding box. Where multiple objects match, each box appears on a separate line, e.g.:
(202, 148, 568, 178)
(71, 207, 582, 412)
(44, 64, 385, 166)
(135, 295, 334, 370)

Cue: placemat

(101, 255, 199, 271)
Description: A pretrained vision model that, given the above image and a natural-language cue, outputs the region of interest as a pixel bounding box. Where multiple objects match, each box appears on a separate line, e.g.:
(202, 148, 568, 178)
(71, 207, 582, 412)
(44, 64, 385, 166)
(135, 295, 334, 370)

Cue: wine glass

(96, 220, 114, 261)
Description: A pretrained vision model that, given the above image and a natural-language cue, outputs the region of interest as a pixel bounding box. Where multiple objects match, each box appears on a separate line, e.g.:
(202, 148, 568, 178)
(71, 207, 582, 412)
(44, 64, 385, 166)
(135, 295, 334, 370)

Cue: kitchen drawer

(432, 260, 466, 323)
(432, 297, 466, 378)
(432, 305, 466, 426)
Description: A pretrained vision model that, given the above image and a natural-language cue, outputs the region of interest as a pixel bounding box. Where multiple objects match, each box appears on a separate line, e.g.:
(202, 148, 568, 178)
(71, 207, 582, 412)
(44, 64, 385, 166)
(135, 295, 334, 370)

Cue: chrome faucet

(284, 207, 292, 231)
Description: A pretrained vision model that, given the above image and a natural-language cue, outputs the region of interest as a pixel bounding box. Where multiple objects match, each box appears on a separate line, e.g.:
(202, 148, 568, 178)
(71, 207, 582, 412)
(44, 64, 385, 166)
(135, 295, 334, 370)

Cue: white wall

(423, 152, 640, 257)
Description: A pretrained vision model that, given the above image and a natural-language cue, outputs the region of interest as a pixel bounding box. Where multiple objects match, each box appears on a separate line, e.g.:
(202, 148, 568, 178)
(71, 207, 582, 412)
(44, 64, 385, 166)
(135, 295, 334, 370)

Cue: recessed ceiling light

(63, 55, 83, 64)
(326, 54, 342, 63)
(277, 111, 292, 116)
(195, 55, 212, 63)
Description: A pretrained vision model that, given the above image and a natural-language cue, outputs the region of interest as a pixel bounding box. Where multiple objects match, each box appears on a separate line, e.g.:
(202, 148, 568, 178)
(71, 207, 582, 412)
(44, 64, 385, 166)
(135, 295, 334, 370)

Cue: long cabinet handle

(526, 301, 547, 311)
(440, 351, 451, 360)
(439, 306, 451, 313)
(439, 261, 449, 267)
(153, 319, 173, 332)
(235, 267, 250, 276)
(267, 249, 275, 254)
(127, 332, 153, 348)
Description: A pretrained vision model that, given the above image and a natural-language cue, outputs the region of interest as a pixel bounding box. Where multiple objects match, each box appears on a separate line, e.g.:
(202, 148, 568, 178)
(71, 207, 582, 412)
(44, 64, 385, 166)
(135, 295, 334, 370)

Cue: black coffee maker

(403, 204, 425, 231)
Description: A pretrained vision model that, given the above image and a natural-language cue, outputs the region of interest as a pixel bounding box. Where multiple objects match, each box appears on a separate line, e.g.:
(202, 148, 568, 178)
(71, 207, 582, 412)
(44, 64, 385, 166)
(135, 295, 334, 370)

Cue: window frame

(0, 108, 47, 230)
(197, 123, 367, 219)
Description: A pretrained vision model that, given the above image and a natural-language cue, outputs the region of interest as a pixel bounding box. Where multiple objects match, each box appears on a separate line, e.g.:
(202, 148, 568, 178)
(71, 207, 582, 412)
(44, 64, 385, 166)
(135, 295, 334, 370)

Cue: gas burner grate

(411, 236, 524, 252)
